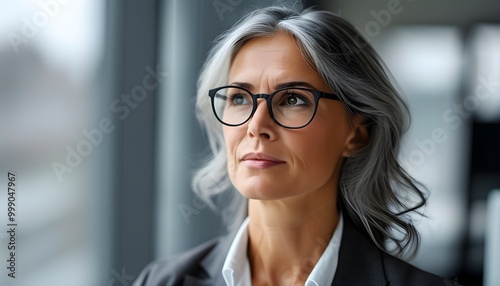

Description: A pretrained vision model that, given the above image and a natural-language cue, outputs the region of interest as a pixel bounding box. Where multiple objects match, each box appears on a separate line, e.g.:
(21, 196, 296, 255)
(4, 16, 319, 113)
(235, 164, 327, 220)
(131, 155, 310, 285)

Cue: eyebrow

(229, 81, 318, 91)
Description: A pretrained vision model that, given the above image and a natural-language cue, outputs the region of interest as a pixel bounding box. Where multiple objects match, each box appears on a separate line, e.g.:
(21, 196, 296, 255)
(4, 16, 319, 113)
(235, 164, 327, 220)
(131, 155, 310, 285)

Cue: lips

(241, 152, 285, 169)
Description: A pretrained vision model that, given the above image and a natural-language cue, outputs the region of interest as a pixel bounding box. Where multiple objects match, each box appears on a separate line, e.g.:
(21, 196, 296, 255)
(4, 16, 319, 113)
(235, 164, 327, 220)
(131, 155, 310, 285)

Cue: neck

(247, 189, 339, 285)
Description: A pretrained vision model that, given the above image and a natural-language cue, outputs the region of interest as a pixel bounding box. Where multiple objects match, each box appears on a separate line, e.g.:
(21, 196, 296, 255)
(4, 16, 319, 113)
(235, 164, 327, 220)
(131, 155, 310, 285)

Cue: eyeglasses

(208, 85, 340, 129)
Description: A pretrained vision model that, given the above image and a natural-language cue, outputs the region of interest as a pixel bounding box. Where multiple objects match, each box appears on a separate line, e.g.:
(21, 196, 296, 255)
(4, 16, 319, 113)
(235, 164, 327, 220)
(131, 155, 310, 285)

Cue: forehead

(228, 33, 326, 89)
(235, 33, 303, 58)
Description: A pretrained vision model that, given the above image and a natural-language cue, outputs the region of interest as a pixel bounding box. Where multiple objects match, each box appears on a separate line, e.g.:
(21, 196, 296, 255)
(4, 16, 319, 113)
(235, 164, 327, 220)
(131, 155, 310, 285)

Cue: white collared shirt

(222, 214, 344, 286)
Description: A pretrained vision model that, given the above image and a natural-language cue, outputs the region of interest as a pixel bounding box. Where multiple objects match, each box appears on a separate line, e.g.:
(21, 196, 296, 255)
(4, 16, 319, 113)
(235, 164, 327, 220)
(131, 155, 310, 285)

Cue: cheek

(293, 133, 341, 168)
(223, 127, 233, 157)
(223, 127, 241, 167)
(296, 118, 349, 168)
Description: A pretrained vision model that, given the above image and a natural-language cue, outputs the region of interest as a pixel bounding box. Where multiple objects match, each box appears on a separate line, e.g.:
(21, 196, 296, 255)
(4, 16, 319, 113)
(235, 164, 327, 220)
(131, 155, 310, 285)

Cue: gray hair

(192, 6, 427, 257)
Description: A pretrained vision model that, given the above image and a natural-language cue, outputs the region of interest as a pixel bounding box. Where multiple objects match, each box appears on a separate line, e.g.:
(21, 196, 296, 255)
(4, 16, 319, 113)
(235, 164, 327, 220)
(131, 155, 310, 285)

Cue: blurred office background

(0, 0, 499, 285)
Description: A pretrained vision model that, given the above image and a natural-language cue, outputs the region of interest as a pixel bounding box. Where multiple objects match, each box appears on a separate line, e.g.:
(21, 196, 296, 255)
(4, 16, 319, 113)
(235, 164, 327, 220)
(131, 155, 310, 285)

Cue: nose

(247, 99, 276, 140)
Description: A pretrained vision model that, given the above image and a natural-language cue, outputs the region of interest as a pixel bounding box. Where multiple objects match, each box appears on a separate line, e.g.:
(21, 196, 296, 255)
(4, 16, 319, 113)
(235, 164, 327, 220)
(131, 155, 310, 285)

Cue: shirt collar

(222, 214, 344, 286)
(305, 213, 343, 286)
(222, 217, 251, 286)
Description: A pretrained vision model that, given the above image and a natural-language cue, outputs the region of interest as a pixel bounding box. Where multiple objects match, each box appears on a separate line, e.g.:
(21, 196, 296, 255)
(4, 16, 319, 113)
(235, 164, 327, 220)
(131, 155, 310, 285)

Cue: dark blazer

(134, 214, 449, 286)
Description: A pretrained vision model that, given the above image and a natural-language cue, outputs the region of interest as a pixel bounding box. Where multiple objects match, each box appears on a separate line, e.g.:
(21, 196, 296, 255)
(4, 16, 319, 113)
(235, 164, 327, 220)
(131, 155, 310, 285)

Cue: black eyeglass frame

(208, 85, 341, 129)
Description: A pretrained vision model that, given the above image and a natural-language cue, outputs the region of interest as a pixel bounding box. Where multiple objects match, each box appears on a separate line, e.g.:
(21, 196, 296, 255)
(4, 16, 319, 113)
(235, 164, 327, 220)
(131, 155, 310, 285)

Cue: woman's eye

(284, 93, 306, 106)
(230, 94, 250, 105)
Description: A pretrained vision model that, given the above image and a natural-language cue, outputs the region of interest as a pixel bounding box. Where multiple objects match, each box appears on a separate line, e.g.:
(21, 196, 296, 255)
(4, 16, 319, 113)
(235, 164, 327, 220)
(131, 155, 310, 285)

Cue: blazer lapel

(332, 214, 389, 286)
(182, 275, 222, 286)
(180, 213, 389, 286)
(183, 225, 240, 286)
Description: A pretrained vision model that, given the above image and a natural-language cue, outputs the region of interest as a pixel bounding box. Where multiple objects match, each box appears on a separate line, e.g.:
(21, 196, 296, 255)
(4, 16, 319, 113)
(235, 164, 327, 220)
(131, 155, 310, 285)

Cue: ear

(342, 115, 369, 157)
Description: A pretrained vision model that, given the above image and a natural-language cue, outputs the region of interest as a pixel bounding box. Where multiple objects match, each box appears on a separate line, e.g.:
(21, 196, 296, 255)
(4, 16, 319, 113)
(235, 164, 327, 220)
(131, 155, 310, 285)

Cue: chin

(235, 182, 296, 201)
(230, 171, 298, 200)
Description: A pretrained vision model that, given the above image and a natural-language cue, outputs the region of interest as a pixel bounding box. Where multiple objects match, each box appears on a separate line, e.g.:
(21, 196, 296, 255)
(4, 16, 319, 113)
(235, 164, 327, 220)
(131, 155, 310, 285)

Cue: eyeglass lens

(212, 87, 317, 128)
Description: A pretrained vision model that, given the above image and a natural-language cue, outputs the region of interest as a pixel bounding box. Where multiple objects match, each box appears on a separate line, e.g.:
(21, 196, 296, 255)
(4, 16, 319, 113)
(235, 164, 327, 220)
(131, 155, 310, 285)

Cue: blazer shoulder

(381, 252, 449, 286)
(335, 211, 451, 285)
(133, 237, 220, 286)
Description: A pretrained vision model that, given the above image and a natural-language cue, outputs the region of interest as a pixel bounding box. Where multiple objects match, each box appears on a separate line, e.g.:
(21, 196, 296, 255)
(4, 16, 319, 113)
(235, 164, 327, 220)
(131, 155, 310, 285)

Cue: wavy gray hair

(192, 6, 427, 257)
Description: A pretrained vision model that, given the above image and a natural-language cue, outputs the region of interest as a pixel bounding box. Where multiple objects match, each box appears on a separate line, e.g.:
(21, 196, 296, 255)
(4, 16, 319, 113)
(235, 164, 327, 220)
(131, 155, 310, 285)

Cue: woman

(135, 6, 449, 286)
